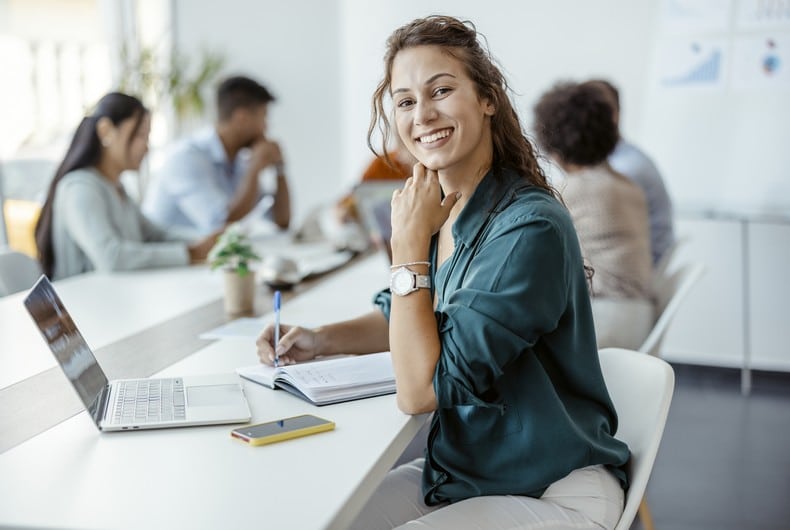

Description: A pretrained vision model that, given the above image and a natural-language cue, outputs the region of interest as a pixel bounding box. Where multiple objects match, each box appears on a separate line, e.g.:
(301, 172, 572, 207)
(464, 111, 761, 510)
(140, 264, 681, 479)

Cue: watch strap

(414, 274, 431, 289)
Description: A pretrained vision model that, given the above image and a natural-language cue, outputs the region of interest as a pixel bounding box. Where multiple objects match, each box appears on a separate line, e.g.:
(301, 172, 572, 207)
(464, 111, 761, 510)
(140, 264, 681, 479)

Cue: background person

(257, 16, 629, 530)
(534, 80, 654, 350)
(143, 75, 291, 235)
(34, 92, 216, 280)
(585, 78, 675, 265)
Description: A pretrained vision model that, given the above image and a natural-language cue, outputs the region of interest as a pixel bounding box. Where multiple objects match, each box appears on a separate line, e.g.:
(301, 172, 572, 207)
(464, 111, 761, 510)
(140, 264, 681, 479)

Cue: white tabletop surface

(0, 266, 224, 389)
(0, 252, 420, 529)
(0, 337, 427, 530)
(0, 240, 382, 390)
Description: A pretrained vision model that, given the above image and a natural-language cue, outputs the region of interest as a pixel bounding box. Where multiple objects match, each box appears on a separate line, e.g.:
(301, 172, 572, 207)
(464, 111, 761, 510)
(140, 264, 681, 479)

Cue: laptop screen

(23, 276, 108, 425)
(352, 180, 403, 263)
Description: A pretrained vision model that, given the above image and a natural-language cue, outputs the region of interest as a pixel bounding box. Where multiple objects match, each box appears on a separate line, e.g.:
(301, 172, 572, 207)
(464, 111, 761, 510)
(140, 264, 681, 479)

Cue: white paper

(731, 34, 790, 90)
(660, 0, 732, 34)
(199, 317, 270, 340)
(655, 37, 728, 91)
(736, 0, 790, 30)
(236, 352, 395, 405)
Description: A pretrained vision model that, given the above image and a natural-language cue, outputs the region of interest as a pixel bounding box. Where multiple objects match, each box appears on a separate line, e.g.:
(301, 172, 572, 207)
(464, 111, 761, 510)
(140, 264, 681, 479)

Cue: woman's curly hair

(532, 81, 618, 166)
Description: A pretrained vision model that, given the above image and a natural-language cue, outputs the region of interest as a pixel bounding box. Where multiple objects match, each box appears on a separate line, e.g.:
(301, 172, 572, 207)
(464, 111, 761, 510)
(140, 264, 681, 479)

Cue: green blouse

(374, 168, 630, 505)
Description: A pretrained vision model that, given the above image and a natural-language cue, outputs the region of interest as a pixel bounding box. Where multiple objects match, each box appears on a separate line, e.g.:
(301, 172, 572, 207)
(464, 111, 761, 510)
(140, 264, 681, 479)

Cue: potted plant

(208, 224, 261, 316)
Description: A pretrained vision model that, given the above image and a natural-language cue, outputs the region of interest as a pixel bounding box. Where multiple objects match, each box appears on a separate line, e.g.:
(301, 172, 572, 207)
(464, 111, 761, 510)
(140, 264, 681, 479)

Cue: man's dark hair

(216, 76, 275, 121)
(586, 79, 619, 113)
(533, 81, 618, 166)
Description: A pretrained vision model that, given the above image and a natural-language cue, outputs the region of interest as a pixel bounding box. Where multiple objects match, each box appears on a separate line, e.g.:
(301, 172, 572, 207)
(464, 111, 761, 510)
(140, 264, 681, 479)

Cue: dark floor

(631, 364, 790, 530)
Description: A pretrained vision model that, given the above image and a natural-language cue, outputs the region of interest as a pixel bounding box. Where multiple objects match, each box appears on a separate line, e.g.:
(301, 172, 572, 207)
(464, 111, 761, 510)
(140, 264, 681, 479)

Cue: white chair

(640, 262, 706, 357)
(599, 348, 675, 530)
(652, 236, 686, 283)
(0, 249, 42, 297)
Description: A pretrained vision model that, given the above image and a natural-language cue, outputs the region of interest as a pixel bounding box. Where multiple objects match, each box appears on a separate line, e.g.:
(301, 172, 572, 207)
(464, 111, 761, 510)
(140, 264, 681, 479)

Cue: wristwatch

(390, 267, 431, 296)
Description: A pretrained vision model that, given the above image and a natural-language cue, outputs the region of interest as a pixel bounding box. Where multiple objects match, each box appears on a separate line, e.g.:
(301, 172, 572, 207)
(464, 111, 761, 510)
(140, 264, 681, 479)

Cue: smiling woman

(254, 15, 630, 530)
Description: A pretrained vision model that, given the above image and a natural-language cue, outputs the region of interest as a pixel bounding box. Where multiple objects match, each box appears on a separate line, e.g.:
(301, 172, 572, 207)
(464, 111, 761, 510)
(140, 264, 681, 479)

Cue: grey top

(608, 139, 675, 265)
(52, 168, 189, 280)
(562, 164, 653, 300)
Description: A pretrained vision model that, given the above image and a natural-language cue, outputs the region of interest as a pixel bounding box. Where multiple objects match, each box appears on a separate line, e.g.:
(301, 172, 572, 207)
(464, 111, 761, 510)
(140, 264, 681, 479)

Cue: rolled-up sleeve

(433, 215, 570, 409)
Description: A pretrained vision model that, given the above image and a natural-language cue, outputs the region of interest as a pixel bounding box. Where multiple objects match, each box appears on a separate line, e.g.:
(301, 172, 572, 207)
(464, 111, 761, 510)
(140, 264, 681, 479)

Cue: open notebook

(236, 352, 396, 406)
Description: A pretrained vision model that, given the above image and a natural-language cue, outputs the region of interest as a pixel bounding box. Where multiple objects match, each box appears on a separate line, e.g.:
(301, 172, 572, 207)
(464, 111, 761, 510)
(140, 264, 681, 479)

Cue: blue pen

(273, 291, 281, 367)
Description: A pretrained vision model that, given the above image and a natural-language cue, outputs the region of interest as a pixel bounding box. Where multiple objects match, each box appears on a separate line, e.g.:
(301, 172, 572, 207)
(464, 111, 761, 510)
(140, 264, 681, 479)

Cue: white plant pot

(223, 270, 256, 316)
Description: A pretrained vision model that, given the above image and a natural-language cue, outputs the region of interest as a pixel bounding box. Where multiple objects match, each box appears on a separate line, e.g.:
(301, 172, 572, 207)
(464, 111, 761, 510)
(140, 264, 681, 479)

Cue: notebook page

(236, 363, 279, 389)
(279, 352, 393, 390)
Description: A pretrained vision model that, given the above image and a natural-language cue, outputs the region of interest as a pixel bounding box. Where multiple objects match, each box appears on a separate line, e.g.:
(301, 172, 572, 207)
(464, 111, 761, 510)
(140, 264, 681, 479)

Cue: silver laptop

(352, 180, 404, 263)
(23, 275, 251, 432)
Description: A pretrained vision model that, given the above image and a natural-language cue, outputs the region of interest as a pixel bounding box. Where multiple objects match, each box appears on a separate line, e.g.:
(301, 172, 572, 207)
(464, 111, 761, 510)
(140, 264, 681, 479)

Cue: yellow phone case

(231, 415, 335, 446)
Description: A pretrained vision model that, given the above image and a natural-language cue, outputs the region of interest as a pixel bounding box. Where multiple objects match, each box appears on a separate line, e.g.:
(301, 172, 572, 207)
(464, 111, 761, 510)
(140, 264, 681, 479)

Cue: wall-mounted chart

(661, 0, 732, 33)
(656, 38, 728, 89)
(737, 0, 790, 30)
(732, 34, 790, 89)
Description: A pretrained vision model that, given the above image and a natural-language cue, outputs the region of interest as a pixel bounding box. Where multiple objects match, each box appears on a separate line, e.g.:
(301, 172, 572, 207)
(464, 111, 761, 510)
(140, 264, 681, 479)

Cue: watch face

(391, 268, 415, 295)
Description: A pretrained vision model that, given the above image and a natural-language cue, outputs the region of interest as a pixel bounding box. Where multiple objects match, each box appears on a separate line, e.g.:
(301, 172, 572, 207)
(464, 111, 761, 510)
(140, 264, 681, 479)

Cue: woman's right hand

(188, 230, 222, 264)
(256, 323, 321, 366)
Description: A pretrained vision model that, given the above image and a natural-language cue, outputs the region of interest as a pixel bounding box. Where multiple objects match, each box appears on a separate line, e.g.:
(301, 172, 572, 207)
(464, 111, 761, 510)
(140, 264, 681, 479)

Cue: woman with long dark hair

(35, 92, 216, 279)
(255, 16, 629, 528)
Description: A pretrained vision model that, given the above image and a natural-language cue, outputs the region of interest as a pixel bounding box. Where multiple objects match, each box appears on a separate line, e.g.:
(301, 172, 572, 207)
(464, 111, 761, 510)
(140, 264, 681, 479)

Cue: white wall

(340, 0, 661, 186)
(172, 1, 788, 221)
(172, 0, 343, 225)
(173, 0, 660, 222)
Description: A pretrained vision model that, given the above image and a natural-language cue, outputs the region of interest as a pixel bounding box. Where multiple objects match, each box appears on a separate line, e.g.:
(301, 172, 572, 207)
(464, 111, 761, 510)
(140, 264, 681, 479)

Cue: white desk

(0, 253, 426, 529)
(0, 266, 224, 389)
(0, 338, 427, 529)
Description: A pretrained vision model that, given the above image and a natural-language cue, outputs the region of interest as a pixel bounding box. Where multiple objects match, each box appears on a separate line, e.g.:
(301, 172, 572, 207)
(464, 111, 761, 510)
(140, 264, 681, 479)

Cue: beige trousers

(350, 459, 624, 530)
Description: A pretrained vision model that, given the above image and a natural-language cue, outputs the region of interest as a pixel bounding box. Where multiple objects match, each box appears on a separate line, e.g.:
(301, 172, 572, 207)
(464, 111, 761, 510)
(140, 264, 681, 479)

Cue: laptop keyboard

(112, 378, 185, 424)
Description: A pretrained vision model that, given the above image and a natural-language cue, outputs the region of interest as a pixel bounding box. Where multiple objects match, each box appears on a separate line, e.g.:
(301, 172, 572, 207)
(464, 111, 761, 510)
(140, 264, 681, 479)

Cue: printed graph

(662, 0, 732, 33)
(664, 49, 722, 84)
(731, 35, 790, 89)
(737, 0, 790, 30)
(658, 39, 726, 89)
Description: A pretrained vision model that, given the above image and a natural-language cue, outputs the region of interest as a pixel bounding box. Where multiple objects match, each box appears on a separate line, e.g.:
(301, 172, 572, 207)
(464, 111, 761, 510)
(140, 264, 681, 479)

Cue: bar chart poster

(656, 38, 728, 90)
(737, 0, 790, 30)
(731, 34, 790, 89)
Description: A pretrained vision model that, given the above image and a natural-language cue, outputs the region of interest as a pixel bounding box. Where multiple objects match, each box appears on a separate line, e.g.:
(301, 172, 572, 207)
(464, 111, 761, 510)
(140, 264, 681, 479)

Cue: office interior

(1, 1, 788, 529)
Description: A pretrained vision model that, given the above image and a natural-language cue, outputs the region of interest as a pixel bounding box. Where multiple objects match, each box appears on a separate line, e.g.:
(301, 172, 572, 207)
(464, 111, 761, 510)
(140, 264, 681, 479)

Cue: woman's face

(105, 112, 151, 172)
(390, 45, 494, 177)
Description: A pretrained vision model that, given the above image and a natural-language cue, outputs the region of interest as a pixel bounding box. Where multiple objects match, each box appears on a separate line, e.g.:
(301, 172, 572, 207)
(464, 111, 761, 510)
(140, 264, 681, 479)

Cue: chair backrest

(0, 164, 7, 246)
(653, 236, 686, 280)
(0, 158, 56, 202)
(3, 199, 42, 258)
(0, 249, 42, 297)
(640, 262, 705, 356)
(599, 348, 675, 530)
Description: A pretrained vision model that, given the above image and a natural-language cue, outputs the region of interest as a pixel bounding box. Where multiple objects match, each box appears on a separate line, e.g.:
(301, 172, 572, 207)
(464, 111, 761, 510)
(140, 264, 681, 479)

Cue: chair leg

(638, 497, 656, 530)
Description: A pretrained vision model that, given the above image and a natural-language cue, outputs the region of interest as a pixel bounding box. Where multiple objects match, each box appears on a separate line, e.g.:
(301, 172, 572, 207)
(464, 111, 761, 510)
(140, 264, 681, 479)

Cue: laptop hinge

(97, 384, 112, 429)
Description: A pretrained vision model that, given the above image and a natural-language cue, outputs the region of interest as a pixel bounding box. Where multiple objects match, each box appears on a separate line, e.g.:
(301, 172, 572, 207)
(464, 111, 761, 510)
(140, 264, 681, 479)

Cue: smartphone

(230, 414, 335, 446)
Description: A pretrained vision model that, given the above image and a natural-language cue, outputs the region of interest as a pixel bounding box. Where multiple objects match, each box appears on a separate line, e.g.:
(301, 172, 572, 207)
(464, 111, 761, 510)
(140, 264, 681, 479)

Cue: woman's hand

(256, 323, 321, 366)
(390, 164, 460, 247)
(187, 229, 222, 264)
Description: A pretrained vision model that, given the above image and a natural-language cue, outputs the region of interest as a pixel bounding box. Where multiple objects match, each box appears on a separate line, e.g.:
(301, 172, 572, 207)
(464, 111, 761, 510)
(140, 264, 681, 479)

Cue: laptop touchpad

(187, 385, 241, 406)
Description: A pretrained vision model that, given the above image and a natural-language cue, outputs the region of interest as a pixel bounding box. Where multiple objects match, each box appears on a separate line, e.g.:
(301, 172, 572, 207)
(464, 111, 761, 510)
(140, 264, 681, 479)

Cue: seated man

(143, 75, 290, 235)
(584, 79, 675, 266)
